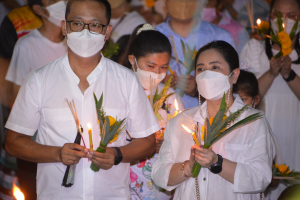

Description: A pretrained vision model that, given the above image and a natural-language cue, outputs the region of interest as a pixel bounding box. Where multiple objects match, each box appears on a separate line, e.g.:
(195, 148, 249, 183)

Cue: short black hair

(194, 40, 239, 72)
(233, 70, 259, 97)
(65, 0, 111, 24)
(123, 24, 172, 69)
(28, 0, 42, 9)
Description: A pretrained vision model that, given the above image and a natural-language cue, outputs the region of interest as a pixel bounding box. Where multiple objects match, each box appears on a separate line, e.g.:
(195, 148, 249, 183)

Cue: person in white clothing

(125, 24, 185, 200)
(5, 0, 159, 199)
(152, 41, 275, 200)
(6, 0, 68, 101)
(108, 0, 146, 43)
(240, 0, 300, 199)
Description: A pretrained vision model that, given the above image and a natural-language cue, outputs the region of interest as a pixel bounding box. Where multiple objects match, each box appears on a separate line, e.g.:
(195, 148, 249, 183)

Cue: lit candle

(87, 123, 93, 151)
(256, 18, 261, 28)
(13, 179, 24, 200)
(181, 124, 200, 146)
(171, 99, 179, 118)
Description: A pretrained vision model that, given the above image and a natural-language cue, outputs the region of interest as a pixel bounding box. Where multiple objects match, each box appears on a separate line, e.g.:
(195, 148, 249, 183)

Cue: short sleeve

(126, 75, 160, 138)
(5, 71, 41, 136)
(5, 39, 33, 85)
(0, 16, 18, 58)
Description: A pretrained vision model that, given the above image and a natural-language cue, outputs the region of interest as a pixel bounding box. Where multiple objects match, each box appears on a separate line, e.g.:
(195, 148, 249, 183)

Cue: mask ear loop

(132, 57, 138, 73)
(251, 99, 255, 109)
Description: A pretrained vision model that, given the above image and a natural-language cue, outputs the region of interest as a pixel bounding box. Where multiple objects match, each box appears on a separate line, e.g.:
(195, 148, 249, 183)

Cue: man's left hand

(280, 56, 292, 79)
(88, 147, 117, 170)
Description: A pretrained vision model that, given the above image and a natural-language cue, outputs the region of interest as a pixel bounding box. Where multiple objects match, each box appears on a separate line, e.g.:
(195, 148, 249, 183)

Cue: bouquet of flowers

(190, 94, 263, 178)
(102, 39, 119, 59)
(268, 12, 299, 58)
(272, 163, 300, 180)
(90, 93, 126, 172)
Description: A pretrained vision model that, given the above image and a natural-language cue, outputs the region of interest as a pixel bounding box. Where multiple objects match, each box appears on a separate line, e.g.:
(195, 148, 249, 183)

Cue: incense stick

(245, 0, 254, 32)
(170, 35, 182, 74)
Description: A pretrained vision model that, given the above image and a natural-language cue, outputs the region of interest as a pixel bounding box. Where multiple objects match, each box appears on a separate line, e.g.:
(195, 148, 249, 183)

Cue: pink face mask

(201, 7, 217, 23)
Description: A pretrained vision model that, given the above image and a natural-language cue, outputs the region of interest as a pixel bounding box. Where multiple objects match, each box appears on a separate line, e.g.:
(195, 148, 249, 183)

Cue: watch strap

(113, 147, 123, 165)
(283, 70, 296, 82)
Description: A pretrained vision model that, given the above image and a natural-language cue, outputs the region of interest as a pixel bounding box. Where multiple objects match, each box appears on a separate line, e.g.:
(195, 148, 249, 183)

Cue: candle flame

(283, 23, 285, 28)
(87, 123, 91, 129)
(256, 18, 261, 25)
(175, 99, 179, 111)
(12, 180, 24, 200)
(181, 124, 192, 133)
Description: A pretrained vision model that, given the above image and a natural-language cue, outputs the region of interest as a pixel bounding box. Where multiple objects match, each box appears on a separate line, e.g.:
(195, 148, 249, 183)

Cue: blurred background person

(240, 0, 300, 199)
(4, 0, 67, 199)
(155, 0, 235, 109)
(202, 0, 249, 54)
(0, 0, 26, 27)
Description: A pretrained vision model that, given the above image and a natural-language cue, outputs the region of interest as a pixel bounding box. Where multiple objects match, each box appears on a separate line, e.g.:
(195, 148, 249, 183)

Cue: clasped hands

(59, 143, 117, 170)
(270, 56, 292, 79)
(163, 72, 197, 96)
(184, 145, 218, 177)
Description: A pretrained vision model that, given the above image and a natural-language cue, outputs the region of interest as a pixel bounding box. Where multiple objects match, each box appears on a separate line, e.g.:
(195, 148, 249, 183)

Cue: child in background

(233, 70, 261, 108)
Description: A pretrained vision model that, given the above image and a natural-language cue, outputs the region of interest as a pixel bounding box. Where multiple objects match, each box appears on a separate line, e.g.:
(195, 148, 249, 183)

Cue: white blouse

(152, 96, 275, 200)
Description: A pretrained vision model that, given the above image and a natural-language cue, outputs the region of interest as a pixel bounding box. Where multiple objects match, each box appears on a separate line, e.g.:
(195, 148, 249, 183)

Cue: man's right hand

(60, 143, 88, 165)
(269, 57, 283, 77)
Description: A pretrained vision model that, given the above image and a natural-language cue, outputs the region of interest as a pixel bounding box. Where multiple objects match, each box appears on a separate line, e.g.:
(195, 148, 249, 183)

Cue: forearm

(286, 75, 300, 100)
(219, 158, 237, 184)
(5, 130, 61, 163)
(258, 70, 276, 97)
(224, 4, 237, 20)
(120, 133, 156, 163)
(0, 57, 12, 107)
(168, 162, 190, 186)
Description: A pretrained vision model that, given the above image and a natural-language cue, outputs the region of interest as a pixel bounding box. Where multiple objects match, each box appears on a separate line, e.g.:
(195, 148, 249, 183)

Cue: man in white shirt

(108, 0, 146, 43)
(6, 0, 68, 101)
(5, 0, 159, 199)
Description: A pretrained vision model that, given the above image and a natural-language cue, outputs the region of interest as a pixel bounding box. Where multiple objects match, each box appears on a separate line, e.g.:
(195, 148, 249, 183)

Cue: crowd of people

(0, 0, 299, 199)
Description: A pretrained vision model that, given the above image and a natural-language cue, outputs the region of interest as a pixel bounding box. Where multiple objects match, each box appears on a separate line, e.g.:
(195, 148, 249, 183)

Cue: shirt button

(203, 178, 206, 181)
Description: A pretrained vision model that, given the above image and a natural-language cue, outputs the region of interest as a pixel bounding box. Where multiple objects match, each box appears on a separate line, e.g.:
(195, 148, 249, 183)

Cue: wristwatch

(209, 154, 223, 174)
(113, 147, 123, 165)
(283, 70, 296, 82)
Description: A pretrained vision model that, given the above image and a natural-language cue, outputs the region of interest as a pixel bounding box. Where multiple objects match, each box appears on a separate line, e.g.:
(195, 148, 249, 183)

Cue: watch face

(210, 165, 222, 174)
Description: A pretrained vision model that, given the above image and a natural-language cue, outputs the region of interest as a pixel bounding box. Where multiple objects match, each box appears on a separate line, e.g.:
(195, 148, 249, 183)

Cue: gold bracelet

(180, 161, 191, 177)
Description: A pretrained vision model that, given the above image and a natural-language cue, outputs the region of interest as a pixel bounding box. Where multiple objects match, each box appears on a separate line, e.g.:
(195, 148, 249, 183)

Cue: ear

(232, 68, 240, 84)
(61, 20, 67, 36)
(253, 94, 261, 106)
(128, 55, 136, 70)
(105, 25, 113, 40)
(32, 4, 49, 18)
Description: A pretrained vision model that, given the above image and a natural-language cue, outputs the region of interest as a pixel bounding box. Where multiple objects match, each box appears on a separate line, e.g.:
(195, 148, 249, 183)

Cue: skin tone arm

(5, 130, 88, 165)
(0, 57, 13, 108)
(168, 145, 237, 186)
(88, 134, 156, 169)
(222, 0, 237, 20)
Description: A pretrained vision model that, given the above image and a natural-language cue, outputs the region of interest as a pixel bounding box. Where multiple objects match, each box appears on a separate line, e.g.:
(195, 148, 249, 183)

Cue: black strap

(283, 69, 297, 82)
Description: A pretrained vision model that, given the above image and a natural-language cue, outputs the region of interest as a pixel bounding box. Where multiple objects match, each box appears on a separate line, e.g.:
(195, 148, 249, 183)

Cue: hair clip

(137, 24, 156, 35)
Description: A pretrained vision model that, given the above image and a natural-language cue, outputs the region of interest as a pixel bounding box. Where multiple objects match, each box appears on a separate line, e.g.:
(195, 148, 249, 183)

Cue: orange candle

(87, 123, 93, 151)
(171, 99, 179, 118)
(182, 124, 200, 146)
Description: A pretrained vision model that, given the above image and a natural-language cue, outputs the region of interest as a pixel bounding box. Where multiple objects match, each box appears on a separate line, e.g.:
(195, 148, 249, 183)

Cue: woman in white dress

(124, 24, 185, 200)
(152, 41, 275, 200)
(240, 0, 300, 198)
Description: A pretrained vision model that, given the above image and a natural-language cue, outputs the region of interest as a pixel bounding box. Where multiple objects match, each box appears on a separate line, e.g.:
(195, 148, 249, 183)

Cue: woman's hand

(280, 56, 292, 79)
(269, 57, 283, 77)
(193, 145, 218, 168)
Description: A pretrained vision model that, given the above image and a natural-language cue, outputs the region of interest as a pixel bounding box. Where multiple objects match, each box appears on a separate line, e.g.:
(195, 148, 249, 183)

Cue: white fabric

(5, 29, 67, 86)
(152, 96, 276, 200)
(240, 38, 300, 199)
(110, 11, 146, 43)
(130, 83, 184, 200)
(5, 54, 160, 199)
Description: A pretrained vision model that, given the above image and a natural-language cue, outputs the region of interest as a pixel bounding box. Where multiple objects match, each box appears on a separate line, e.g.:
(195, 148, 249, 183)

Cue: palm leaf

(205, 118, 212, 145)
(290, 20, 299, 40)
(211, 94, 226, 130)
(103, 118, 126, 144)
(210, 113, 263, 145)
(277, 11, 284, 32)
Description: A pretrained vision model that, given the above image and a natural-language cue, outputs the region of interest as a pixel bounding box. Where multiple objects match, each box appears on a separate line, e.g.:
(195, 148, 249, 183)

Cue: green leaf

(274, 51, 283, 59)
(206, 118, 212, 145)
(211, 94, 226, 130)
(181, 40, 186, 55)
(290, 20, 299, 40)
(94, 93, 98, 105)
(277, 11, 284, 32)
(210, 113, 263, 145)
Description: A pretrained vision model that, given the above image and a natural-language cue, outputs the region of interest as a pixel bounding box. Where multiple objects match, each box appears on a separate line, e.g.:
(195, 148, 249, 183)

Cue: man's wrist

(57, 147, 63, 162)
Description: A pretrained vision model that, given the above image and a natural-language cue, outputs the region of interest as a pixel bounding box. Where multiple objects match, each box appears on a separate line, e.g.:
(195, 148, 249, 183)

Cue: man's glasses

(66, 20, 107, 34)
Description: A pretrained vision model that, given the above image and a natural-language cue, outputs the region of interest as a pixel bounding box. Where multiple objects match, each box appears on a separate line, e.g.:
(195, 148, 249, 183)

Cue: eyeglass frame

(66, 20, 108, 35)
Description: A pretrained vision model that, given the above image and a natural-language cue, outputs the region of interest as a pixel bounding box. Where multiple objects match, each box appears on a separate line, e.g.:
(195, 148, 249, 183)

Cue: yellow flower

(147, 95, 150, 101)
(278, 31, 290, 43)
(278, 164, 290, 174)
(260, 20, 270, 30)
(109, 134, 118, 143)
(282, 47, 292, 57)
(201, 132, 204, 141)
(145, 0, 155, 8)
(201, 115, 227, 140)
(192, 50, 197, 60)
(281, 38, 292, 49)
(108, 116, 116, 126)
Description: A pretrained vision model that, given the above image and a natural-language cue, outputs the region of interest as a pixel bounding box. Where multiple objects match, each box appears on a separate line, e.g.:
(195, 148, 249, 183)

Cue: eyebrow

(72, 16, 102, 22)
(146, 61, 169, 66)
(196, 61, 221, 66)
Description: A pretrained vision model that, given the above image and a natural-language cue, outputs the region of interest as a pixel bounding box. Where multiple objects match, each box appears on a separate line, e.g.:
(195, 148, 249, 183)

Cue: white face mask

(271, 18, 300, 35)
(66, 29, 106, 58)
(133, 59, 166, 90)
(45, 1, 67, 27)
(196, 70, 232, 101)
